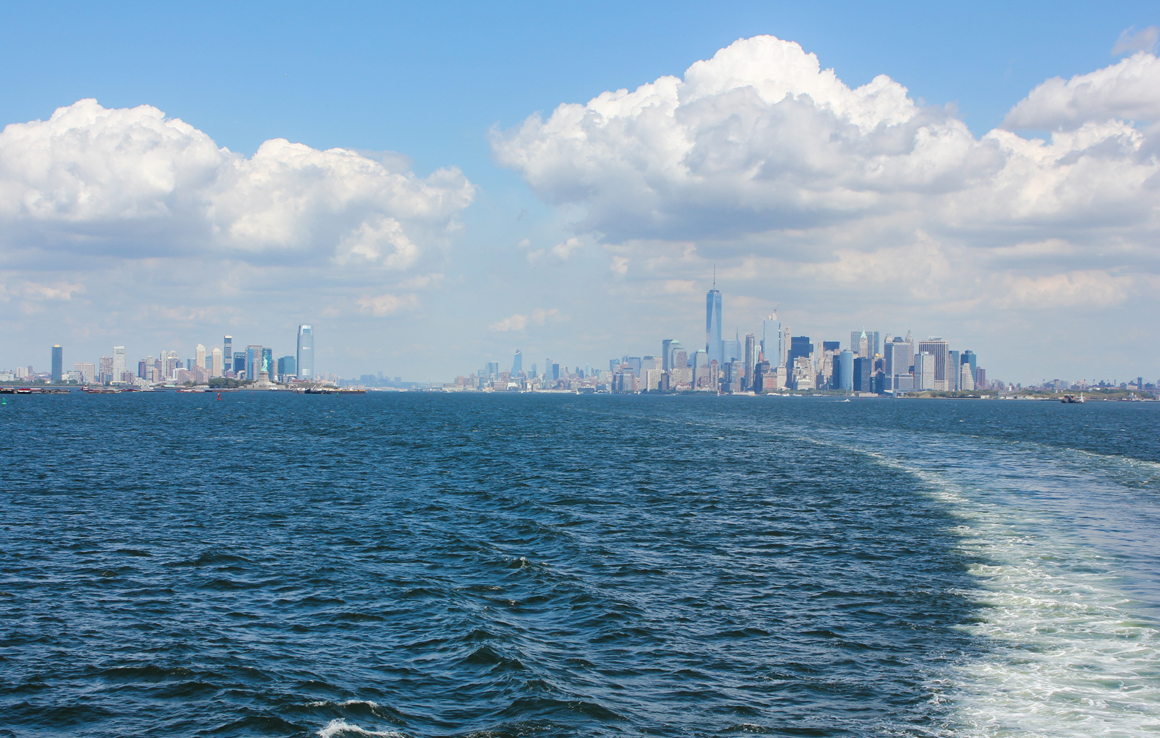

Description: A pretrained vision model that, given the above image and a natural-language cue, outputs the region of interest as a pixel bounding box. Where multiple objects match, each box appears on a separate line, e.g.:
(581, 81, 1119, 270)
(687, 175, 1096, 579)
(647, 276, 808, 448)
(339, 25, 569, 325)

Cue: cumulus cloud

(0, 99, 475, 265)
(489, 307, 559, 332)
(1003, 52, 1160, 130)
(493, 35, 1160, 316)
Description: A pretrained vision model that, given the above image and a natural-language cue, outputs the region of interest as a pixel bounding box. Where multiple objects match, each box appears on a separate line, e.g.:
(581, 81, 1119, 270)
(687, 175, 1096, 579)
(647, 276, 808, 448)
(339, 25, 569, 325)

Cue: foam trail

(872, 437, 1160, 737)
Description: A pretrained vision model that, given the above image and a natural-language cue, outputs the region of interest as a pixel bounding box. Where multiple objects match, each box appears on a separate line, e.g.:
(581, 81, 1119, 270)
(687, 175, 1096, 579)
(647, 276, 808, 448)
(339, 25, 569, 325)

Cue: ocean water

(1, 393, 1158, 737)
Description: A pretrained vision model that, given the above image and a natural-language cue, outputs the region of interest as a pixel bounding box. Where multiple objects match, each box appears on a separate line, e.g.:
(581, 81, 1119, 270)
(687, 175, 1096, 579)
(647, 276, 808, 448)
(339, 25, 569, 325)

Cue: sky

(1, 1, 1158, 384)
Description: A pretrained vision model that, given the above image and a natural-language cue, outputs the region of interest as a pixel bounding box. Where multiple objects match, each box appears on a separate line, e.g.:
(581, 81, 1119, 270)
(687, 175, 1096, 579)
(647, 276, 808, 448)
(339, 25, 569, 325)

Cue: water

(1, 393, 1158, 737)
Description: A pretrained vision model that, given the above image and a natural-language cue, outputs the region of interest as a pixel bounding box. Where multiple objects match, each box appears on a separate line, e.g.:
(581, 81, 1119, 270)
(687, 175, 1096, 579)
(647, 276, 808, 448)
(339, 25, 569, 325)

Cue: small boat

(1061, 393, 1085, 404)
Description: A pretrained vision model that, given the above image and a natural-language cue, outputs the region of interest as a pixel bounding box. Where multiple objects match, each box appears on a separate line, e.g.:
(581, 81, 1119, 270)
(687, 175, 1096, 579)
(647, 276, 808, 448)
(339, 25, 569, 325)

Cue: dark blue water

(2, 394, 1159, 737)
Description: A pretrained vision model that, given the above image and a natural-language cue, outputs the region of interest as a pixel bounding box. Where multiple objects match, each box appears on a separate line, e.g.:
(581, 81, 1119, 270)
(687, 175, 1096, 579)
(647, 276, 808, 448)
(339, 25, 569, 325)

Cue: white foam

(855, 434, 1160, 737)
(316, 718, 406, 738)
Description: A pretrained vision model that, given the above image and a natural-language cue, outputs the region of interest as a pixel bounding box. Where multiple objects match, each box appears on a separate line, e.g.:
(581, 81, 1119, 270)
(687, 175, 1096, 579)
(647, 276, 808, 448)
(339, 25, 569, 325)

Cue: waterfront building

(960, 363, 976, 391)
(223, 336, 233, 368)
(112, 346, 126, 382)
(743, 333, 756, 390)
(884, 338, 912, 391)
(762, 314, 782, 367)
(211, 348, 223, 377)
(51, 345, 63, 383)
(915, 352, 936, 390)
(948, 350, 961, 391)
(962, 350, 977, 385)
(787, 336, 813, 369)
(705, 286, 723, 368)
(297, 325, 314, 380)
(512, 350, 522, 376)
(233, 352, 245, 375)
(246, 345, 263, 380)
(838, 350, 854, 391)
(917, 338, 950, 391)
(99, 356, 113, 384)
(74, 362, 96, 384)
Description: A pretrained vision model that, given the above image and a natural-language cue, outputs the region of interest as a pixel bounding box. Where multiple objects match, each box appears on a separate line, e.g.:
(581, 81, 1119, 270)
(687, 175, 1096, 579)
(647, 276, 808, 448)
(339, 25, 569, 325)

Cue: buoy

(217, 393, 221, 400)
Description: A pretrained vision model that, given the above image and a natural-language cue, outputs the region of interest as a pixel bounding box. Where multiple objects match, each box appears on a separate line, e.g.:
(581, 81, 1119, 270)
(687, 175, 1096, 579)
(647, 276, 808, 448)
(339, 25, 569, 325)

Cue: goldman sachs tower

(706, 272, 723, 368)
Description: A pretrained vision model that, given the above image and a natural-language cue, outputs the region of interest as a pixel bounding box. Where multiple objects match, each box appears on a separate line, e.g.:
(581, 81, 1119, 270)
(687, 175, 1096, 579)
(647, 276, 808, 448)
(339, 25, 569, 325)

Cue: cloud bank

(492, 35, 1160, 326)
(0, 99, 475, 267)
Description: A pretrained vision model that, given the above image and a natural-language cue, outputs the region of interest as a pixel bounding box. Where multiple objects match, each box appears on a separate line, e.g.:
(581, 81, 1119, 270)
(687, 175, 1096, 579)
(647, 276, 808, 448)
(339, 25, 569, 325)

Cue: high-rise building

(961, 350, 977, 385)
(885, 338, 912, 391)
(51, 345, 63, 383)
(277, 356, 296, 380)
(787, 336, 813, 369)
(661, 339, 675, 372)
(296, 326, 314, 380)
(838, 350, 854, 391)
(211, 348, 223, 377)
(915, 352, 936, 390)
(948, 350, 961, 391)
(74, 362, 96, 384)
(917, 338, 950, 391)
(246, 345, 263, 380)
(99, 356, 113, 384)
(196, 344, 206, 370)
(743, 333, 757, 390)
(762, 314, 782, 367)
(512, 350, 523, 376)
(223, 336, 232, 367)
(705, 286, 723, 368)
(233, 352, 245, 375)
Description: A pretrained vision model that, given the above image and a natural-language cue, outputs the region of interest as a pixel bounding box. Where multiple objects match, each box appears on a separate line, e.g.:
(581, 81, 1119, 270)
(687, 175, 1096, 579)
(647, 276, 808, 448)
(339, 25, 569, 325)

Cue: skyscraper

(743, 333, 756, 390)
(113, 346, 126, 383)
(246, 345, 262, 380)
(662, 339, 675, 372)
(705, 285, 723, 368)
(196, 344, 206, 371)
(762, 314, 781, 366)
(223, 336, 232, 367)
(838, 350, 854, 391)
(211, 348, 223, 377)
(917, 338, 950, 391)
(51, 345, 63, 383)
(297, 325, 314, 380)
(512, 350, 523, 376)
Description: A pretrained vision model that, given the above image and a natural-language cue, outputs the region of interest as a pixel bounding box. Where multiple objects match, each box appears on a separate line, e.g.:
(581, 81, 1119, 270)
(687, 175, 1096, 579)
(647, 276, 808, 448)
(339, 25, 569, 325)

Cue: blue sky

(1, 1, 1158, 383)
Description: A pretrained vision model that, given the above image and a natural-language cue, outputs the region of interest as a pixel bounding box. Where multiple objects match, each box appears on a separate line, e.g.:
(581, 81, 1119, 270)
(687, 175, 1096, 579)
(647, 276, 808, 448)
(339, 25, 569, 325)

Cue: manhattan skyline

(1, 3, 1158, 384)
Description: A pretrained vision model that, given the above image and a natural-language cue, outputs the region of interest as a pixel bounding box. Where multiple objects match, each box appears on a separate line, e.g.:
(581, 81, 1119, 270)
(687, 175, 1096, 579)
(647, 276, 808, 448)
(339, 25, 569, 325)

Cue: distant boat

(1061, 393, 1085, 404)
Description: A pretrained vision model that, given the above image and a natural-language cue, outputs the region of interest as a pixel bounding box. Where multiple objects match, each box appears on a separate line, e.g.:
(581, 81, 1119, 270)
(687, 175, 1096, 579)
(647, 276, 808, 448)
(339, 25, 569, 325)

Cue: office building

(297, 325, 314, 380)
(917, 338, 950, 391)
(512, 350, 523, 376)
(223, 336, 232, 368)
(277, 355, 296, 380)
(99, 356, 113, 384)
(762, 314, 782, 367)
(787, 336, 813, 369)
(661, 339, 676, 372)
(233, 352, 245, 375)
(838, 350, 854, 391)
(74, 362, 96, 384)
(195, 344, 206, 370)
(915, 352, 936, 390)
(705, 286, 723, 368)
(961, 350, 977, 385)
(246, 345, 263, 380)
(743, 333, 756, 390)
(211, 348, 223, 377)
(112, 347, 126, 382)
(51, 345, 63, 383)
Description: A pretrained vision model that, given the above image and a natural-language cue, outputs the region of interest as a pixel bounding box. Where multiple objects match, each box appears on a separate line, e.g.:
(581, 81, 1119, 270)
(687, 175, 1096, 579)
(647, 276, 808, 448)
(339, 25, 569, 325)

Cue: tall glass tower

(762, 314, 781, 366)
(297, 325, 314, 380)
(705, 288, 722, 368)
(51, 345, 63, 383)
(512, 350, 522, 376)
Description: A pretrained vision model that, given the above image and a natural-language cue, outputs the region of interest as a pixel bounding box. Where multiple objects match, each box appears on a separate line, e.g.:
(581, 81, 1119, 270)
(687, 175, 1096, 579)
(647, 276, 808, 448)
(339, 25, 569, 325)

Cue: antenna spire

(713, 263, 716, 289)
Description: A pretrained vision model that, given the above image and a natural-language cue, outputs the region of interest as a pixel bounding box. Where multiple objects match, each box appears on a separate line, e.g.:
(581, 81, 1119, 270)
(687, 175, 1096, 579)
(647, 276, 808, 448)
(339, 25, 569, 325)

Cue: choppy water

(2, 393, 1158, 737)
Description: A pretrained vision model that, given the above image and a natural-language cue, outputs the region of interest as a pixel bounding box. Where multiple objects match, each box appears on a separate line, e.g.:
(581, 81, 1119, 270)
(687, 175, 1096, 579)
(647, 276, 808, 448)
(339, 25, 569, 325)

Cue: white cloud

(551, 236, 583, 260)
(492, 35, 1160, 330)
(1002, 52, 1160, 130)
(0, 99, 475, 264)
(489, 307, 559, 332)
(1112, 26, 1159, 56)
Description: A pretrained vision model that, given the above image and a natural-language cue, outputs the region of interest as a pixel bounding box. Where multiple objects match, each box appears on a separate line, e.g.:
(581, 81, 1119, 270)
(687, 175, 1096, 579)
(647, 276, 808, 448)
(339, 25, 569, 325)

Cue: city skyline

(0, 4, 1158, 384)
